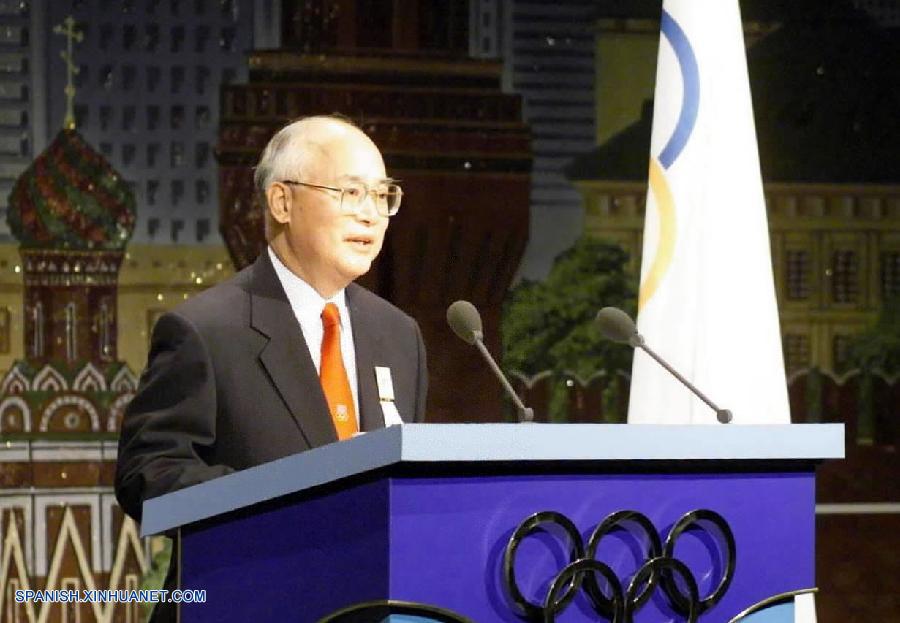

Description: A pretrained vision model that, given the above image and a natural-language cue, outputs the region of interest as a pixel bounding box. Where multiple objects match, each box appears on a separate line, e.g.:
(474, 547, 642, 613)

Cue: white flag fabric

(627, 0, 790, 424)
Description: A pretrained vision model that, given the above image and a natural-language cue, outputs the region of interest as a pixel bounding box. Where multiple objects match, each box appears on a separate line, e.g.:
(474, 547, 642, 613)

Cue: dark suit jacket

(115, 250, 428, 523)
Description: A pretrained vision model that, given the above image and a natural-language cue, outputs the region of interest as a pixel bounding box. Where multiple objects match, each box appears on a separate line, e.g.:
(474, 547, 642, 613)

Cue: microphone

(447, 300, 534, 423)
(596, 307, 733, 424)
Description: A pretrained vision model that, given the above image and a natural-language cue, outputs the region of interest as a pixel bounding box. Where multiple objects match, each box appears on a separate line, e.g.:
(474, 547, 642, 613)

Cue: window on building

(0, 306, 10, 354)
(194, 25, 210, 52)
(832, 335, 855, 374)
(146, 105, 160, 131)
(170, 0, 182, 15)
(831, 250, 860, 303)
(195, 66, 210, 94)
(0, 25, 24, 45)
(100, 23, 114, 50)
(146, 65, 160, 92)
(783, 334, 811, 373)
(146, 142, 159, 166)
(0, 51, 23, 72)
(171, 26, 184, 52)
(148, 217, 160, 238)
(122, 143, 136, 166)
(0, 134, 23, 154)
(171, 218, 184, 242)
(219, 26, 236, 51)
(195, 105, 210, 128)
(122, 106, 136, 131)
(194, 0, 206, 14)
(196, 218, 210, 242)
(0, 81, 24, 99)
(221, 67, 236, 84)
(195, 179, 209, 203)
(121, 0, 135, 13)
(220, 0, 236, 19)
(881, 251, 900, 301)
(195, 142, 209, 168)
(170, 105, 184, 129)
(8, 109, 25, 126)
(97, 298, 113, 360)
(0, 0, 27, 15)
(100, 142, 113, 158)
(74, 64, 88, 87)
(144, 23, 159, 51)
(147, 179, 159, 204)
(74, 104, 88, 128)
(123, 23, 136, 50)
(99, 105, 112, 130)
(0, 108, 24, 127)
(786, 250, 811, 301)
(147, 0, 161, 12)
(170, 66, 184, 93)
(170, 142, 184, 166)
(100, 64, 114, 90)
(122, 64, 136, 90)
(171, 180, 184, 205)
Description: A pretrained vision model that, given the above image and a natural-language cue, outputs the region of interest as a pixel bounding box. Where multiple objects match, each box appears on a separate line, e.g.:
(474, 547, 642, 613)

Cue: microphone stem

(474, 338, 529, 414)
(637, 342, 724, 414)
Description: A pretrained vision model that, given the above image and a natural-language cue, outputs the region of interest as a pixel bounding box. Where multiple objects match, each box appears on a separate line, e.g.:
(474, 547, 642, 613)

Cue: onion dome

(7, 129, 136, 250)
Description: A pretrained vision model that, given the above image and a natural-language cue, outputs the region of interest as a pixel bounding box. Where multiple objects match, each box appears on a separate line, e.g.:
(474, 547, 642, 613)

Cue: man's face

(279, 128, 390, 295)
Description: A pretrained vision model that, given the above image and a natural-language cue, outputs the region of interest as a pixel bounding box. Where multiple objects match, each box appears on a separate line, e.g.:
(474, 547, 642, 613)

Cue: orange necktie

(320, 303, 357, 440)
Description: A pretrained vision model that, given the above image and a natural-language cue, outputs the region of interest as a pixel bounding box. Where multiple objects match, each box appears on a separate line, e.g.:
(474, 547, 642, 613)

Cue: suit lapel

(347, 284, 385, 432)
(249, 252, 338, 448)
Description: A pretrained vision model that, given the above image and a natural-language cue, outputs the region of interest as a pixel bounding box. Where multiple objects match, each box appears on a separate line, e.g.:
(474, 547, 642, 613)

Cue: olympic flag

(627, 0, 791, 424)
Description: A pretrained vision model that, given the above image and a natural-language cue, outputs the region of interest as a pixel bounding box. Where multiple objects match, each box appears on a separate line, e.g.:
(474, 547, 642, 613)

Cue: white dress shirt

(267, 246, 360, 425)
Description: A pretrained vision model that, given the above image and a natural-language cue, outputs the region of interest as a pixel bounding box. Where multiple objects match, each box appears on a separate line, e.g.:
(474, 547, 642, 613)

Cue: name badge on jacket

(375, 366, 403, 426)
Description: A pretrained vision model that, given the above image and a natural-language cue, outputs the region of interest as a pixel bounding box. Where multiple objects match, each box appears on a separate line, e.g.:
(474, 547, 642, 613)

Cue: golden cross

(52, 16, 83, 130)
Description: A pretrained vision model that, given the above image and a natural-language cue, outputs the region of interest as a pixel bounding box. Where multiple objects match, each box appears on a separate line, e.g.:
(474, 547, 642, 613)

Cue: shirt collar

(267, 246, 348, 325)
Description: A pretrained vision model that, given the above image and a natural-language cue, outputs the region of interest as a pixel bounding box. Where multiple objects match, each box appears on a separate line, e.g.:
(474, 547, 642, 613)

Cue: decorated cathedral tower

(9, 129, 135, 366)
(0, 17, 148, 623)
(0, 127, 139, 434)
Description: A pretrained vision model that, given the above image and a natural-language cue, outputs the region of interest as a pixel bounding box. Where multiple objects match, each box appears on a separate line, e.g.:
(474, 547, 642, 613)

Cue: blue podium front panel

(178, 467, 814, 622)
(180, 477, 391, 621)
(386, 470, 813, 622)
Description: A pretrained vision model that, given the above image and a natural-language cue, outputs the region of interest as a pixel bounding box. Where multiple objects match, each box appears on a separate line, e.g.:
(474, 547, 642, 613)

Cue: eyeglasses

(281, 180, 402, 217)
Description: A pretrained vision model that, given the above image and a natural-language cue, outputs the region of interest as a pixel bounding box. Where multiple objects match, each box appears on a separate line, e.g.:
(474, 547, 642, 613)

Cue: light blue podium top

(140, 423, 844, 536)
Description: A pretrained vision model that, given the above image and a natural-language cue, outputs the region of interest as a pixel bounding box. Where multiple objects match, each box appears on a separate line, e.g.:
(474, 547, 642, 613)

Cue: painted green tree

(850, 293, 900, 374)
(502, 236, 637, 419)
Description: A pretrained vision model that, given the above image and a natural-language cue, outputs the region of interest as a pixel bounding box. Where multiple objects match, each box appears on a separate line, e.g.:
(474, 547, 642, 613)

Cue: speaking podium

(142, 423, 843, 622)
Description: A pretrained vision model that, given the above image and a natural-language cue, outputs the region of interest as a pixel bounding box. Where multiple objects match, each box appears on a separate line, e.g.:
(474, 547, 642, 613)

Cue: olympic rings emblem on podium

(502, 509, 736, 622)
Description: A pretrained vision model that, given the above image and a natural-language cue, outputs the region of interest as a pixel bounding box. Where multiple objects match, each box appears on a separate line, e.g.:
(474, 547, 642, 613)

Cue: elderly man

(115, 116, 428, 618)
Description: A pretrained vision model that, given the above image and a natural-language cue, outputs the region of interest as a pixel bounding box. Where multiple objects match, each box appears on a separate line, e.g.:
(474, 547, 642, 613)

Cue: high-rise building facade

(49, 0, 255, 245)
(0, 0, 36, 241)
(3, 0, 270, 247)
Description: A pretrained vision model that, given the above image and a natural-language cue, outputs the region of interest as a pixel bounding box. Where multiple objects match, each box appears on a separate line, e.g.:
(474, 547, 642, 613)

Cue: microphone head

(447, 300, 483, 345)
(595, 307, 638, 345)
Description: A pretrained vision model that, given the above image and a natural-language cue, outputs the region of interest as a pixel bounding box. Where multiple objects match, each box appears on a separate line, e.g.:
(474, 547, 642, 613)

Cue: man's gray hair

(253, 114, 359, 204)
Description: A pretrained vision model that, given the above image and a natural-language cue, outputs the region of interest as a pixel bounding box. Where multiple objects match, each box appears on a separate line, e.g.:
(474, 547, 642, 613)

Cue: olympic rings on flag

(502, 509, 735, 622)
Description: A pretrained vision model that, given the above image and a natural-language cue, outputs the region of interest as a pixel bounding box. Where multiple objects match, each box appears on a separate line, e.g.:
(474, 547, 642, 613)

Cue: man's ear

(266, 182, 292, 226)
